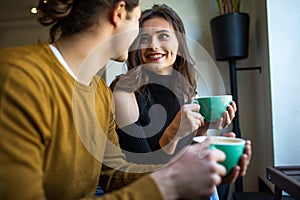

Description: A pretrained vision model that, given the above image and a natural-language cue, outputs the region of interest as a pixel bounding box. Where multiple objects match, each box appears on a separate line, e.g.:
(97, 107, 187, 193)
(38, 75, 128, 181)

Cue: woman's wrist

(159, 125, 179, 147)
(159, 125, 182, 154)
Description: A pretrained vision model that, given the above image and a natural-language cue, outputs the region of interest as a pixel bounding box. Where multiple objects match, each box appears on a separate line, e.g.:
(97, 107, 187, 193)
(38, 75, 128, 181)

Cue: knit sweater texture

(0, 43, 161, 200)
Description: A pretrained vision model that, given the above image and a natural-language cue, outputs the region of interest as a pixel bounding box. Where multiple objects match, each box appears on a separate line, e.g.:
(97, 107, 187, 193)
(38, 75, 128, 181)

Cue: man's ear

(112, 1, 126, 27)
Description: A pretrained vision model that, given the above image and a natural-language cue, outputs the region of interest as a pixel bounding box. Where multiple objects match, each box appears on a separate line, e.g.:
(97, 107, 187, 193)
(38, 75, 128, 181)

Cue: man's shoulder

(0, 43, 47, 56)
(0, 43, 50, 68)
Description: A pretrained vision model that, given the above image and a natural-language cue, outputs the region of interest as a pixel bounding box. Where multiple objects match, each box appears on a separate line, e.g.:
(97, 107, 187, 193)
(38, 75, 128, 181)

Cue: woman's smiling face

(139, 17, 179, 75)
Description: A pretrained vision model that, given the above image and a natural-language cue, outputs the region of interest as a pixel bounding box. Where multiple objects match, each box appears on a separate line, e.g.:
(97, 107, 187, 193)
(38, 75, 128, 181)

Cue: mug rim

(194, 95, 232, 99)
(193, 136, 245, 145)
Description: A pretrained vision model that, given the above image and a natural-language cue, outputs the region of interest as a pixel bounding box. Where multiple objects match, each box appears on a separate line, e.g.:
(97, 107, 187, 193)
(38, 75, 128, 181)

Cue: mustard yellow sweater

(0, 44, 162, 200)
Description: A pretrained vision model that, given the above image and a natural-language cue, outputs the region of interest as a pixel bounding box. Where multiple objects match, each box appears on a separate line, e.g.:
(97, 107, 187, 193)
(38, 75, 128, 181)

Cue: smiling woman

(110, 3, 237, 161)
(110, 5, 199, 160)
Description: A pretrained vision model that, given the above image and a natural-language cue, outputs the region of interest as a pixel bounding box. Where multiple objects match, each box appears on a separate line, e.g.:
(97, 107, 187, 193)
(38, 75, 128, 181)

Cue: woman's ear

(111, 1, 126, 27)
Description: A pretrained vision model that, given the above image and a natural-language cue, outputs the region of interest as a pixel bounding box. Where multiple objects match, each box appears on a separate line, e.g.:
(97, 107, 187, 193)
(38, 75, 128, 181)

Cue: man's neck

(54, 31, 112, 84)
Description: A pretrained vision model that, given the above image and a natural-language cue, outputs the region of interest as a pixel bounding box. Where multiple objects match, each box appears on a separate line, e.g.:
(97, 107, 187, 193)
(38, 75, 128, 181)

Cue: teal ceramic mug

(192, 95, 232, 122)
(193, 136, 245, 175)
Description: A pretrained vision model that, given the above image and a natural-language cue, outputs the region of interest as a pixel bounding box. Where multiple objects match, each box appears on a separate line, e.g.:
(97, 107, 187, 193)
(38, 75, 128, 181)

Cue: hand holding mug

(193, 133, 252, 185)
(192, 95, 236, 131)
(221, 135, 252, 184)
(151, 138, 227, 199)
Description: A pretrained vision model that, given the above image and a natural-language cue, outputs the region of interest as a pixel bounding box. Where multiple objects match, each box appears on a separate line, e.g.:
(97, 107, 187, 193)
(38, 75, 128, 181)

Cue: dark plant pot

(210, 12, 250, 61)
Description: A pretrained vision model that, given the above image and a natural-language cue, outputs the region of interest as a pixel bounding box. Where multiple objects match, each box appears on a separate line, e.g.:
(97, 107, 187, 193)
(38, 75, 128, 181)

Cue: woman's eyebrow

(141, 29, 170, 36)
(155, 30, 170, 34)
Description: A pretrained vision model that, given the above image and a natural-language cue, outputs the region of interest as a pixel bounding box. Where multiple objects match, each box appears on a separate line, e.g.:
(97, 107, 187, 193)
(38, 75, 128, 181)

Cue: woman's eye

(140, 36, 150, 44)
(159, 33, 170, 40)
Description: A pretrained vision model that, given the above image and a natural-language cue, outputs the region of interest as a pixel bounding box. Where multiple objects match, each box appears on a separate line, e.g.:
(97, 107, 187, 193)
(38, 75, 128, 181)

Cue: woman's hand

(195, 101, 237, 135)
(159, 103, 205, 154)
(176, 103, 205, 137)
(221, 132, 252, 184)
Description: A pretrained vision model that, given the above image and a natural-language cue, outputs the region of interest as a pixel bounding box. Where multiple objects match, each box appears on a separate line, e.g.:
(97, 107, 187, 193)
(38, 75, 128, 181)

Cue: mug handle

(191, 99, 199, 104)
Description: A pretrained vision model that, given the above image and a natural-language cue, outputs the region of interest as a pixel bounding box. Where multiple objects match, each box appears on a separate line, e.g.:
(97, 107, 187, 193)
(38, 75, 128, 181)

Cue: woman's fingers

(239, 140, 252, 176)
(231, 101, 237, 112)
(182, 104, 205, 128)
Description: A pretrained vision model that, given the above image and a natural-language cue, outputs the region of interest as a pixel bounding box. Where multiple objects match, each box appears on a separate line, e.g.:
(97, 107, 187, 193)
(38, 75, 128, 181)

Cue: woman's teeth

(148, 54, 163, 59)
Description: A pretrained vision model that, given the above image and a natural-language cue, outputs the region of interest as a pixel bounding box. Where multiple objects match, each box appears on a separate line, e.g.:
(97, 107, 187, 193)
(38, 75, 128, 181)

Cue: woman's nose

(149, 38, 159, 49)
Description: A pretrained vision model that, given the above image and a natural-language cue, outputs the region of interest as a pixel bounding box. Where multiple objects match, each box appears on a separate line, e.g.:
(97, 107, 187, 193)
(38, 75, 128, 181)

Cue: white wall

(266, 0, 300, 165)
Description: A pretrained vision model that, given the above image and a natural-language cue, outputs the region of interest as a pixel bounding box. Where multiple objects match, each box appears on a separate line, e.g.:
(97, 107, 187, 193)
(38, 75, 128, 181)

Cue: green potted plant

(210, 0, 250, 61)
(216, 0, 240, 14)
